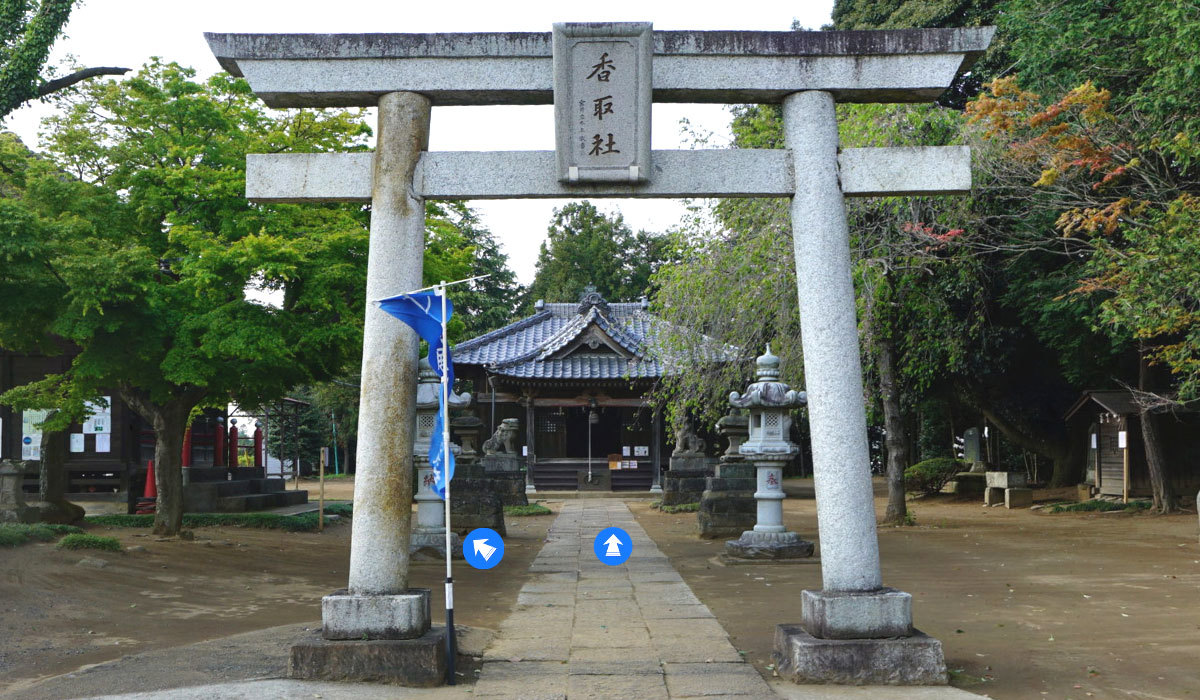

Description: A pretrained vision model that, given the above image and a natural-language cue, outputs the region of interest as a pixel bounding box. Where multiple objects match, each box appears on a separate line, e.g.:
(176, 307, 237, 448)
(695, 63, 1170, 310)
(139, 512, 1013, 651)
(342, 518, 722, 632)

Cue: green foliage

(0, 522, 83, 546)
(1048, 499, 1152, 514)
(525, 201, 669, 307)
(503, 504, 552, 516)
(0, 0, 74, 118)
(85, 511, 335, 532)
(904, 457, 965, 495)
(55, 533, 122, 551)
(660, 502, 699, 514)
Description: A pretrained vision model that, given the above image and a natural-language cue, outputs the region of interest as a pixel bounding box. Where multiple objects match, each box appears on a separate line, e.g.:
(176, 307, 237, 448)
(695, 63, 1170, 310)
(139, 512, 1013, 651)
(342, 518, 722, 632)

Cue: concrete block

(1005, 487, 1033, 509)
(951, 471, 986, 497)
(288, 626, 446, 686)
(986, 471, 1027, 489)
(774, 624, 946, 685)
(983, 486, 1005, 507)
(800, 588, 912, 640)
(321, 588, 431, 640)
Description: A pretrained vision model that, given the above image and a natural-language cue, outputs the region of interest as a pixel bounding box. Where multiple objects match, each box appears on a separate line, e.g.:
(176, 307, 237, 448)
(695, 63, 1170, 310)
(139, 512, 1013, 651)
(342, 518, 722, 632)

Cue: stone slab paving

(473, 500, 776, 700)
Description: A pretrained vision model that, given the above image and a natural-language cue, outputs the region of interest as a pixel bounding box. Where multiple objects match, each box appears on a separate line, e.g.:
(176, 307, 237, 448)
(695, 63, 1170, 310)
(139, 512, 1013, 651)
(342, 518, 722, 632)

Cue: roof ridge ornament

(577, 286, 610, 316)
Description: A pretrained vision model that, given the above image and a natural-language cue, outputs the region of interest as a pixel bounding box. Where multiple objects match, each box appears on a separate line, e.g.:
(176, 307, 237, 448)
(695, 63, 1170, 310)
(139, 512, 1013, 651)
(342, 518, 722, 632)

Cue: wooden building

(1, 350, 225, 496)
(1066, 390, 1200, 501)
(452, 291, 728, 491)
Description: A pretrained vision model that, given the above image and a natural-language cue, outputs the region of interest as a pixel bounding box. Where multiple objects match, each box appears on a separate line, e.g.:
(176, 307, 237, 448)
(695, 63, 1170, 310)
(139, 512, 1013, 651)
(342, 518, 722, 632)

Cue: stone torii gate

(207, 23, 992, 685)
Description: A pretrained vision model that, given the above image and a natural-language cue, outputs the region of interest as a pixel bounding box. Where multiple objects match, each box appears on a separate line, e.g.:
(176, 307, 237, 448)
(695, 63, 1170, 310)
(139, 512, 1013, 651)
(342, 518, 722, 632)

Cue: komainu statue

(482, 418, 520, 455)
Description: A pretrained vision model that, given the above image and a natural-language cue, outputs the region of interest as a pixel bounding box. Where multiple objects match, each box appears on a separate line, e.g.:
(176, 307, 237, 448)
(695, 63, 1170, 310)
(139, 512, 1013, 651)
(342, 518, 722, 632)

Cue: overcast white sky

(5, 0, 834, 285)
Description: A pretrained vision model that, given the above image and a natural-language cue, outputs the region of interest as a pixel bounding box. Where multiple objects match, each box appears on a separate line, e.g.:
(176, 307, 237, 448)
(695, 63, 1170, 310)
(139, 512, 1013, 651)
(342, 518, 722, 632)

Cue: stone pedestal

(951, 471, 986, 497)
(663, 453, 709, 506)
(984, 470, 1028, 508)
(450, 478, 505, 536)
(0, 461, 38, 524)
(1005, 487, 1033, 509)
(774, 624, 947, 685)
(725, 530, 814, 559)
(322, 588, 432, 640)
(482, 453, 528, 506)
(700, 410, 756, 538)
(290, 627, 447, 686)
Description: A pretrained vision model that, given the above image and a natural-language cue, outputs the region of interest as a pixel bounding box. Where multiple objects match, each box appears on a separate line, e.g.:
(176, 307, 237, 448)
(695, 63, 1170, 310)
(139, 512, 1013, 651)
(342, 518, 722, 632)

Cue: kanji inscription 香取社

(553, 22, 651, 183)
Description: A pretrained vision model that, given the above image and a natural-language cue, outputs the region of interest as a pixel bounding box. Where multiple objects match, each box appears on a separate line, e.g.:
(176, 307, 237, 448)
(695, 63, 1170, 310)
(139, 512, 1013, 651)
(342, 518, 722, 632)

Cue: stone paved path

(472, 500, 776, 699)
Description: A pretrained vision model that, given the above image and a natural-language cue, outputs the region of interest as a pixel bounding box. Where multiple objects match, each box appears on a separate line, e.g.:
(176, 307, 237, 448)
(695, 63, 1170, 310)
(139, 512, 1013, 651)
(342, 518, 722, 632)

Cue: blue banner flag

(378, 289, 455, 499)
(377, 291, 454, 384)
(430, 395, 455, 500)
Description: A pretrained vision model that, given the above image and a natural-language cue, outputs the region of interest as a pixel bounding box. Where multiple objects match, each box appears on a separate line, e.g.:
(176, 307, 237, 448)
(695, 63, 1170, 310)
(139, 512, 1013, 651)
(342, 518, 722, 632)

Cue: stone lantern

(411, 357, 471, 559)
(724, 347, 814, 560)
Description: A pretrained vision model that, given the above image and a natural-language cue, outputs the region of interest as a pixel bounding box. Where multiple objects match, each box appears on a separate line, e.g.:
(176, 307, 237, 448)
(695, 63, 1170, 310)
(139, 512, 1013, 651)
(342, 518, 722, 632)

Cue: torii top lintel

(203, 27, 994, 109)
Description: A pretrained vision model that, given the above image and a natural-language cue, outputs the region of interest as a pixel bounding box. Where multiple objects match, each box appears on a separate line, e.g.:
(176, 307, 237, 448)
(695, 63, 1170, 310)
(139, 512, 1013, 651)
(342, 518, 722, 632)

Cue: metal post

(438, 282, 457, 685)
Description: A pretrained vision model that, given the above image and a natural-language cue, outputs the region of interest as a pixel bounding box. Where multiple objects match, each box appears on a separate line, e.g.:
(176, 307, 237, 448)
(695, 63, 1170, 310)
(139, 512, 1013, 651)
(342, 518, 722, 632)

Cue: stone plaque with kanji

(553, 22, 652, 183)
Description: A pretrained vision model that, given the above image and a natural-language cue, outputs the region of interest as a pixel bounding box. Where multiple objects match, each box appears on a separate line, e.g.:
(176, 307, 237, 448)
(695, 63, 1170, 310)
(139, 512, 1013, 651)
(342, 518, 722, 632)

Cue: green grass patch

(661, 503, 699, 514)
(0, 523, 85, 547)
(318, 472, 352, 480)
(504, 504, 552, 516)
(1048, 499, 1153, 514)
(85, 512, 337, 532)
(56, 533, 123, 552)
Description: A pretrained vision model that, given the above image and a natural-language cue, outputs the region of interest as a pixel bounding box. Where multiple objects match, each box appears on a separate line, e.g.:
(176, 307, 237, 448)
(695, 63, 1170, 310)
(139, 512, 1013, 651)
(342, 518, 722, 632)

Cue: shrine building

(452, 290, 728, 491)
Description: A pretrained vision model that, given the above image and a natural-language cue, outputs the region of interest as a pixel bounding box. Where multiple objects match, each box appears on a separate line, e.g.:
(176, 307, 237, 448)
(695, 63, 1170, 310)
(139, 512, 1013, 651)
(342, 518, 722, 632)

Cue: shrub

(85, 512, 336, 532)
(0, 523, 85, 547)
(1049, 499, 1152, 514)
(504, 504, 552, 516)
(904, 458, 966, 496)
(661, 503, 699, 514)
(323, 503, 353, 517)
(56, 534, 123, 552)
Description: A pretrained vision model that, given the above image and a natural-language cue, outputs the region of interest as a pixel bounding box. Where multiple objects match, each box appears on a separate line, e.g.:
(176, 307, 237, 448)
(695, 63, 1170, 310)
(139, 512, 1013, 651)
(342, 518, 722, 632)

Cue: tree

(0, 61, 372, 535)
(0, 0, 128, 120)
(525, 201, 669, 306)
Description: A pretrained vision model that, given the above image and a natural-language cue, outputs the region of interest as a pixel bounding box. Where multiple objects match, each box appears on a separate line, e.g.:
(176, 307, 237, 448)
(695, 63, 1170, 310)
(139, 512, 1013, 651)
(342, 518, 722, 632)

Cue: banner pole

(439, 281, 456, 686)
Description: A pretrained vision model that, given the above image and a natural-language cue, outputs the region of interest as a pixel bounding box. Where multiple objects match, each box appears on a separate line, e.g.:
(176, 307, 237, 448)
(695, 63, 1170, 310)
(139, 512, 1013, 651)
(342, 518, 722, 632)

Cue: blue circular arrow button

(593, 526, 632, 566)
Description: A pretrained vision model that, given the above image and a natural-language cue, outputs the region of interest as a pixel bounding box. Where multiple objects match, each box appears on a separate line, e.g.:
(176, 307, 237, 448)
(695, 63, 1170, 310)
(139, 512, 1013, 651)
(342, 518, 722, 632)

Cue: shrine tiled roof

(453, 294, 731, 381)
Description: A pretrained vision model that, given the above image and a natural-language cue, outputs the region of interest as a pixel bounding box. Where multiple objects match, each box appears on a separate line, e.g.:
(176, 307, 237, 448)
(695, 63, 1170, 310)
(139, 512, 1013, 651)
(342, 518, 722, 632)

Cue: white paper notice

(70, 433, 85, 453)
(622, 445, 631, 456)
(82, 397, 112, 434)
(21, 409, 50, 461)
(634, 445, 649, 457)
(95, 434, 111, 453)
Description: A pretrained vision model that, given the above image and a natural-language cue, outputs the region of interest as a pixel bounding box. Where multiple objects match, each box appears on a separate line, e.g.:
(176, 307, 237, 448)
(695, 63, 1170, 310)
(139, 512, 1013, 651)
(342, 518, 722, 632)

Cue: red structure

(253, 424, 264, 468)
(213, 418, 225, 467)
(228, 423, 240, 467)
(181, 427, 193, 468)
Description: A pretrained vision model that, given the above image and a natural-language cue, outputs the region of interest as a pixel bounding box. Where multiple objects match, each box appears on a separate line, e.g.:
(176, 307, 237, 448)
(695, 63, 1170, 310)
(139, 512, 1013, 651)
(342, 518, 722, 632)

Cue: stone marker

(724, 349, 814, 561)
(984, 470, 1027, 507)
(205, 23, 995, 687)
(411, 358, 466, 559)
(0, 461, 38, 524)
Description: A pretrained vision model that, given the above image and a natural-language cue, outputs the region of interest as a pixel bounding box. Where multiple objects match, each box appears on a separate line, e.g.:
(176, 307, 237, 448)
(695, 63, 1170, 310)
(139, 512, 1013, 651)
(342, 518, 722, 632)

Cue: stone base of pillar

(289, 626, 447, 686)
(697, 477, 756, 539)
(800, 587, 912, 639)
(409, 528, 463, 560)
(649, 483, 663, 494)
(486, 471, 528, 506)
(724, 530, 814, 560)
(773, 624, 946, 685)
(321, 588, 431, 640)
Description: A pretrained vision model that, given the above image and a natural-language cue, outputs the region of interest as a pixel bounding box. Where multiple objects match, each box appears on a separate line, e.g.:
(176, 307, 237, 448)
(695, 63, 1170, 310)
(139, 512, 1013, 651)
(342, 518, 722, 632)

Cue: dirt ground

(2, 479, 1198, 700)
(0, 495, 555, 699)
(630, 481, 1200, 700)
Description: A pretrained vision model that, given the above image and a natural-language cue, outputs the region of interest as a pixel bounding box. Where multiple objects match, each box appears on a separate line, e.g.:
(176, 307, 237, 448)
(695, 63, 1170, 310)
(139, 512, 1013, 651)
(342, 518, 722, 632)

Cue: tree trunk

(1139, 353, 1177, 513)
(877, 335, 909, 525)
(37, 420, 85, 524)
(119, 388, 199, 536)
